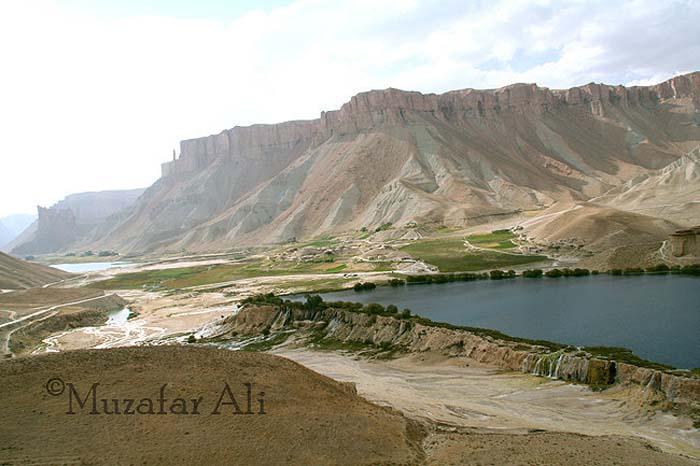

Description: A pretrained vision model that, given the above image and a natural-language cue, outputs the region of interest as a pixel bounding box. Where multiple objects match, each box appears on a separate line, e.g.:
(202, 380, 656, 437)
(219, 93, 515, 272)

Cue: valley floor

(2, 232, 699, 464)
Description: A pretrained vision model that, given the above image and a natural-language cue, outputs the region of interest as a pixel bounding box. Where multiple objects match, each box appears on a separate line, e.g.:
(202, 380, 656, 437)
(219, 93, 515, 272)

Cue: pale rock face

(670, 227, 700, 257)
(71, 72, 700, 253)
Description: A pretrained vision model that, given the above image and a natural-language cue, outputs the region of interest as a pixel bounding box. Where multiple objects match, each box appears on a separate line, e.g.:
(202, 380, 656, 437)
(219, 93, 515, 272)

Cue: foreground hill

(0, 252, 71, 289)
(1, 346, 697, 465)
(72, 72, 700, 254)
(0, 346, 423, 465)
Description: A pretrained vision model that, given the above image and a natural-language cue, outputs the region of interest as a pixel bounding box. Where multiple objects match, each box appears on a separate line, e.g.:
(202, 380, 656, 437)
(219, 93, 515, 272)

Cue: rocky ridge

(68, 72, 700, 254)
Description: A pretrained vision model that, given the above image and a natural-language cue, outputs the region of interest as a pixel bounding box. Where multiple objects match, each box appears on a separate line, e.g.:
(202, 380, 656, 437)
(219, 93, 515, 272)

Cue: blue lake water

(302, 275, 700, 369)
(106, 307, 132, 325)
(51, 262, 134, 273)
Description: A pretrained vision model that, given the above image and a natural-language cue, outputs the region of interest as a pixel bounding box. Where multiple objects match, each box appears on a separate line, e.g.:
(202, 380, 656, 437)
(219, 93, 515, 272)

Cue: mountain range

(0, 214, 36, 249)
(9, 72, 700, 256)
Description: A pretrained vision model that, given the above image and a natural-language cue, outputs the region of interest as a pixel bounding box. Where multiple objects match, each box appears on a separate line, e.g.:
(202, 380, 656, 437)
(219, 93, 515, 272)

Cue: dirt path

(0, 294, 119, 330)
(272, 348, 700, 459)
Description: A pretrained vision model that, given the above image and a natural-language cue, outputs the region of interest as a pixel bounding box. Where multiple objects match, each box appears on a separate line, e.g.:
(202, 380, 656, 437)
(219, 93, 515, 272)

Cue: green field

(90, 259, 385, 290)
(400, 238, 546, 272)
(466, 230, 517, 249)
(298, 236, 338, 248)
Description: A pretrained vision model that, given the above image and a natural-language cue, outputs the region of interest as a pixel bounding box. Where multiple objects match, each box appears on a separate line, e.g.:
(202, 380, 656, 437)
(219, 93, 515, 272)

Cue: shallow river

(303, 275, 700, 369)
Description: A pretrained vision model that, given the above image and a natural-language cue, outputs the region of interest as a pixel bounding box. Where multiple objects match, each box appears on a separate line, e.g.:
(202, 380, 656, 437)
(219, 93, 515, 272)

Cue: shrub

(522, 269, 543, 278)
(545, 269, 563, 278)
(366, 303, 385, 315)
(386, 304, 398, 314)
(646, 264, 670, 273)
(680, 264, 700, 275)
(186, 334, 196, 343)
(388, 278, 406, 287)
(304, 294, 323, 311)
(401, 308, 412, 319)
(353, 282, 377, 292)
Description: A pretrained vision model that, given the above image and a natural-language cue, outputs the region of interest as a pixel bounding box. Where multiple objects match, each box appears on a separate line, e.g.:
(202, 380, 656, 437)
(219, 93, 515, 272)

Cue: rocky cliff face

(84, 72, 700, 253)
(670, 226, 700, 257)
(10, 188, 145, 255)
(219, 304, 700, 406)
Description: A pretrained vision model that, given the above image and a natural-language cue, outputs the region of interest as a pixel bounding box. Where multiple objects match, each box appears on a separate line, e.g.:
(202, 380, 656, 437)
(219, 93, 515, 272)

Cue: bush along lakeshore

(395, 263, 700, 286)
(206, 293, 700, 409)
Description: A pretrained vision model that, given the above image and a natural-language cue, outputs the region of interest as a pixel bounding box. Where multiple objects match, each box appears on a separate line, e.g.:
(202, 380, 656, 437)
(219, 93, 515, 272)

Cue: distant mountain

(8, 189, 145, 255)
(0, 252, 72, 289)
(0, 221, 13, 249)
(74, 72, 700, 254)
(0, 214, 36, 249)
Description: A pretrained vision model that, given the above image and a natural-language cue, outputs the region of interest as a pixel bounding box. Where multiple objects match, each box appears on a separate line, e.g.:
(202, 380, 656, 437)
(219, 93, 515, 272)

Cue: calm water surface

(306, 275, 700, 368)
(51, 262, 134, 273)
(106, 307, 132, 325)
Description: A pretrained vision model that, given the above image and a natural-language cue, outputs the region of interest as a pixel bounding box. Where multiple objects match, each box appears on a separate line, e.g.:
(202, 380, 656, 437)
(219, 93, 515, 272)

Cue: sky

(0, 0, 699, 216)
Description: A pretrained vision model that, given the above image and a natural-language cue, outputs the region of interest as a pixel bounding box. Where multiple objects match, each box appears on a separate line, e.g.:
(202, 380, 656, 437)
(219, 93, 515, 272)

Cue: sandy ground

(272, 348, 700, 459)
(39, 290, 236, 351)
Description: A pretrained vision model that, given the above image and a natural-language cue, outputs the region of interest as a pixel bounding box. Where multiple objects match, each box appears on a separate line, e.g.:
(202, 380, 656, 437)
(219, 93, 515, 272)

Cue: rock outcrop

(670, 226, 700, 257)
(219, 304, 700, 406)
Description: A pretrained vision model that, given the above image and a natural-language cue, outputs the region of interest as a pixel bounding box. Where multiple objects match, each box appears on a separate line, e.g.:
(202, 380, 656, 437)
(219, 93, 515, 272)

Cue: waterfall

(526, 352, 567, 380)
(644, 372, 658, 391)
(533, 357, 542, 376)
(553, 353, 565, 379)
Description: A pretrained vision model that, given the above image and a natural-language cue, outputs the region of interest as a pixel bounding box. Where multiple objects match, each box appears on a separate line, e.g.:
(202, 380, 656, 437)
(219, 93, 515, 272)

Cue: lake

(106, 307, 132, 325)
(301, 275, 700, 369)
(51, 262, 135, 273)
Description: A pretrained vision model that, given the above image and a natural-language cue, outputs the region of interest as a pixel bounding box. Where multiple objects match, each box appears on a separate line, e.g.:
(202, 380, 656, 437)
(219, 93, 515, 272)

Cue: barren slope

(519, 202, 680, 252)
(595, 146, 700, 225)
(0, 252, 71, 289)
(0, 346, 423, 466)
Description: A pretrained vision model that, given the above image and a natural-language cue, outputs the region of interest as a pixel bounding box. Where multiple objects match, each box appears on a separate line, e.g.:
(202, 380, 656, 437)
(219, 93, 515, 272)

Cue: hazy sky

(1, 0, 698, 216)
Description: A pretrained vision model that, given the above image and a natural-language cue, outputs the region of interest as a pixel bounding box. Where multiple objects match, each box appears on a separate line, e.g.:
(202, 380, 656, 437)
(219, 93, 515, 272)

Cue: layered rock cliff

(218, 304, 700, 406)
(84, 72, 700, 253)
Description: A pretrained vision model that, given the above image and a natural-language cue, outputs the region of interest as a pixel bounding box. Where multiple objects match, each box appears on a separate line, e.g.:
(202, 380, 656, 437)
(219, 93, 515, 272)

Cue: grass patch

(400, 238, 546, 272)
(325, 264, 347, 273)
(467, 230, 517, 250)
(584, 346, 673, 371)
(299, 236, 337, 248)
(90, 259, 371, 290)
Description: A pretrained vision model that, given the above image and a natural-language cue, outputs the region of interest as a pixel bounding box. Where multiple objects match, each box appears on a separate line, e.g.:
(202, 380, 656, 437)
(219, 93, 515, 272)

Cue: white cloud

(0, 0, 698, 216)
